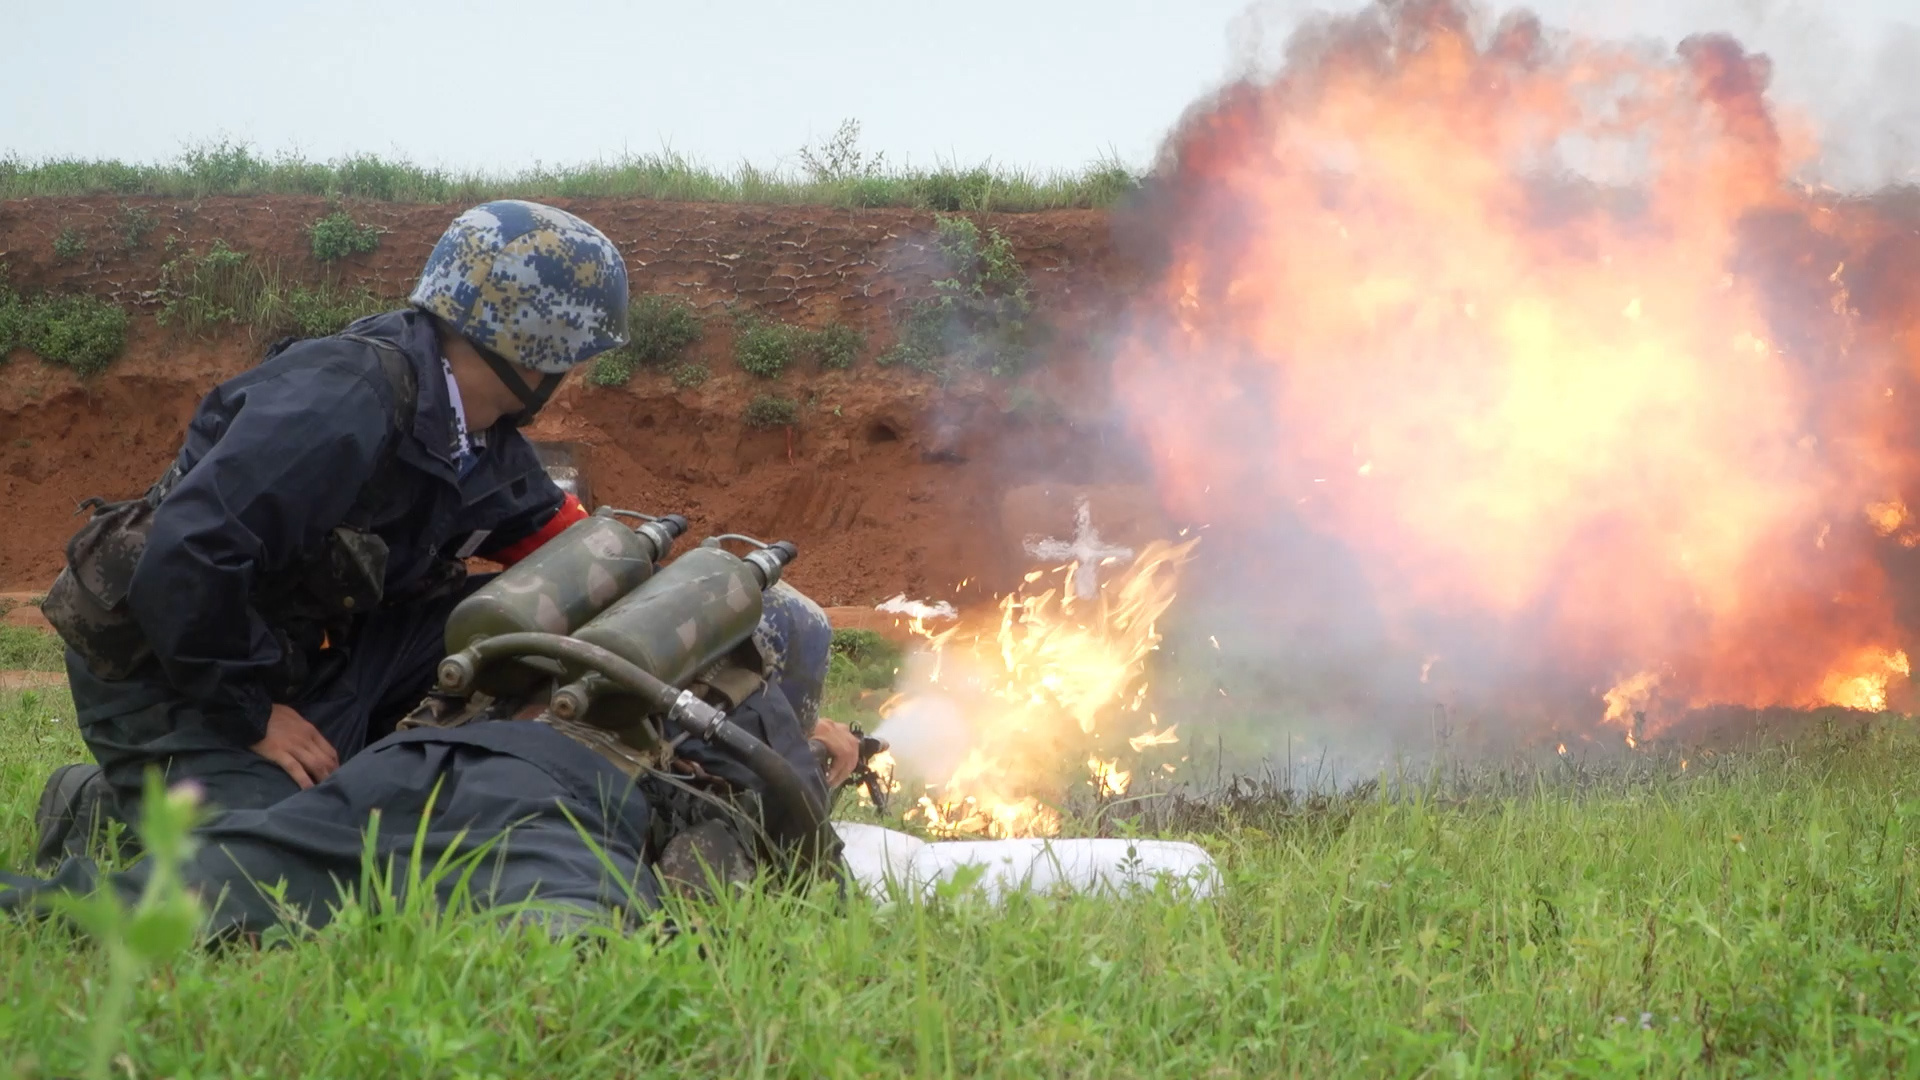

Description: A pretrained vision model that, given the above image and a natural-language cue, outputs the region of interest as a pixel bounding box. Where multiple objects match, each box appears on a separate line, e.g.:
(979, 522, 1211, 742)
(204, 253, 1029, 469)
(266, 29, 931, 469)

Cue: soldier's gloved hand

(250, 704, 340, 789)
(811, 719, 862, 788)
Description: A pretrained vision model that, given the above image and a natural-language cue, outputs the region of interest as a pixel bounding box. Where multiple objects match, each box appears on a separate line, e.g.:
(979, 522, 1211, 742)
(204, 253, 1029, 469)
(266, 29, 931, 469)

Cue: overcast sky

(4, 0, 1915, 183)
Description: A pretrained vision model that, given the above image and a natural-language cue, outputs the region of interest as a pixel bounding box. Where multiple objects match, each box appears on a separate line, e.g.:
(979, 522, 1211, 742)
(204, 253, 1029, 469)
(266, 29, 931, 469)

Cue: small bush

(805, 322, 864, 370)
(883, 214, 1034, 378)
(798, 119, 887, 182)
(876, 305, 950, 373)
(588, 295, 703, 386)
(625, 295, 703, 363)
(671, 362, 710, 389)
(307, 211, 381, 262)
(52, 226, 85, 262)
(744, 394, 798, 429)
(736, 319, 798, 379)
(112, 204, 158, 253)
(26, 294, 129, 376)
(587, 353, 636, 387)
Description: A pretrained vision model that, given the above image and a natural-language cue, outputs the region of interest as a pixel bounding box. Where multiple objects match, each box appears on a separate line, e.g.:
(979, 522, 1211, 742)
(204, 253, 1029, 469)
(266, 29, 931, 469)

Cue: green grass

(0, 140, 1139, 212)
(0, 287, 28, 357)
(7, 621, 1920, 1075)
(827, 628, 903, 694)
(0, 625, 63, 671)
(155, 239, 394, 342)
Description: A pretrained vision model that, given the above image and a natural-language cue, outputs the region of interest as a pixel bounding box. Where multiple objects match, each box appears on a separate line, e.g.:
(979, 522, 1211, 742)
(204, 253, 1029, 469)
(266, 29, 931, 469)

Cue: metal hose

(437, 632, 837, 869)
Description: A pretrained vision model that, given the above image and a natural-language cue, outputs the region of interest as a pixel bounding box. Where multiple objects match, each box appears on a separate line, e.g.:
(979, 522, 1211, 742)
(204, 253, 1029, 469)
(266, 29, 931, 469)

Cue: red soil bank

(0, 197, 1154, 607)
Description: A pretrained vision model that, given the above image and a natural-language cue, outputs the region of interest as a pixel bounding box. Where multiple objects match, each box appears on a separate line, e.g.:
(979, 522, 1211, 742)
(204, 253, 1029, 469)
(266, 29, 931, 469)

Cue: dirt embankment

(0, 197, 1151, 606)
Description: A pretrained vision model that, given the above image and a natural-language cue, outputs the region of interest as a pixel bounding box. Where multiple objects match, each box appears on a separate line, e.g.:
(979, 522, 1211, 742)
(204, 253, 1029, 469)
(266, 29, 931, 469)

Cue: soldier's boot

(32, 763, 113, 870)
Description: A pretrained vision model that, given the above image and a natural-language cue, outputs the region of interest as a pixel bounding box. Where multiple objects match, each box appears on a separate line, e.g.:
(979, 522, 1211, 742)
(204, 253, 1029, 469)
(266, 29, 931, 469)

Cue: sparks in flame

(878, 539, 1198, 837)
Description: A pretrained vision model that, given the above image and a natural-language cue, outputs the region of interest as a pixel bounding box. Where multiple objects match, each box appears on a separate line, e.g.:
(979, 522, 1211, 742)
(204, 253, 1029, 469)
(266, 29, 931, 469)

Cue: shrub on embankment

(0, 283, 128, 376)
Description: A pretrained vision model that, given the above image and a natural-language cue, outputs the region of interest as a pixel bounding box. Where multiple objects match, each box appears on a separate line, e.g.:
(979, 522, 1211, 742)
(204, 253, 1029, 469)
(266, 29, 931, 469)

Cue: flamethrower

(814, 721, 893, 815)
(410, 505, 854, 873)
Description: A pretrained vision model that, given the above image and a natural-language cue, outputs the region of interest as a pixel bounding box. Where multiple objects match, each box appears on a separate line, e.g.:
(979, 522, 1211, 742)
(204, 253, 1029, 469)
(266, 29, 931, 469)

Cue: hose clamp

(668, 689, 726, 740)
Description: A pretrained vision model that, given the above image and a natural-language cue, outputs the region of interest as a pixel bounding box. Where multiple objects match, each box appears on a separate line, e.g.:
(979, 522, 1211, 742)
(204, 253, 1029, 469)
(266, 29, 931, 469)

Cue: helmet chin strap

(474, 345, 565, 428)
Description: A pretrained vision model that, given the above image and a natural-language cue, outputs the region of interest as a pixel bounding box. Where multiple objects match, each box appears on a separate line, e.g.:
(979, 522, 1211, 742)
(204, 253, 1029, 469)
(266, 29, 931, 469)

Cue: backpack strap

(134, 332, 420, 520)
(335, 333, 421, 530)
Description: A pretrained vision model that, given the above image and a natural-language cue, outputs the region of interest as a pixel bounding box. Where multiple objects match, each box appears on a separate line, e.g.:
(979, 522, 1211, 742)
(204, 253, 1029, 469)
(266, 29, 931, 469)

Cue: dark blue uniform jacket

(102, 309, 564, 741)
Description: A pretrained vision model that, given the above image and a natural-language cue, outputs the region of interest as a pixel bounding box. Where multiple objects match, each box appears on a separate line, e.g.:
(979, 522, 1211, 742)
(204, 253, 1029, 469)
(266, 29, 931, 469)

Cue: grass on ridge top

(0, 140, 1139, 212)
(4, 615, 1920, 1075)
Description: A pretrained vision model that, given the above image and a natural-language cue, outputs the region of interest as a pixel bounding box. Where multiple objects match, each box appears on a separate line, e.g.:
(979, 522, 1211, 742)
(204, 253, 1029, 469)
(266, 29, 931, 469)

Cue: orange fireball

(1112, 1, 1920, 737)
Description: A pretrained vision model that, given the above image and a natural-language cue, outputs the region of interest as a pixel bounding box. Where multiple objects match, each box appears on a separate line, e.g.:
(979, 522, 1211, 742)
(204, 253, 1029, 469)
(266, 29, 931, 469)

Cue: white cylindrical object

(833, 823, 1221, 903)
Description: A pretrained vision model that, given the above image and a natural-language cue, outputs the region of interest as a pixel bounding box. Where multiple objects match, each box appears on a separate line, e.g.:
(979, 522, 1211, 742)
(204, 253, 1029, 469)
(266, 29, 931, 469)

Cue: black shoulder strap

(139, 332, 422, 523)
(336, 333, 421, 529)
(339, 333, 420, 441)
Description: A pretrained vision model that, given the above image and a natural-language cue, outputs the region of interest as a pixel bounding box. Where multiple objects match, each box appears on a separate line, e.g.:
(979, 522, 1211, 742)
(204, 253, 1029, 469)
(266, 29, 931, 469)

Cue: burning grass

(4, 680, 1920, 1075)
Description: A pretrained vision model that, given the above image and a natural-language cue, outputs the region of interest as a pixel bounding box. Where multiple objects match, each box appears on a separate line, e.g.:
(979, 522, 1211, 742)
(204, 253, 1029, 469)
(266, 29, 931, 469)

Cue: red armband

(489, 494, 588, 567)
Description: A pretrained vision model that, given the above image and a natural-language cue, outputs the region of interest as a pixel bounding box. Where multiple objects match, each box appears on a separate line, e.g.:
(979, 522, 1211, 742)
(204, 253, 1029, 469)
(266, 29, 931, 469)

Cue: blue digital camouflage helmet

(409, 200, 630, 374)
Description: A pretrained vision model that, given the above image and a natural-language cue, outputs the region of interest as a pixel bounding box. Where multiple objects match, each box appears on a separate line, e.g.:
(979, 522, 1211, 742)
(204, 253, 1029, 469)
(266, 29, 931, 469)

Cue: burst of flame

(1088, 756, 1132, 798)
(1865, 499, 1920, 548)
(882, 539, 1198, 837)
(1816, 647, 1911, 712)
(1109, 0, 1920, 733)
(1603, 671, 1660, 730)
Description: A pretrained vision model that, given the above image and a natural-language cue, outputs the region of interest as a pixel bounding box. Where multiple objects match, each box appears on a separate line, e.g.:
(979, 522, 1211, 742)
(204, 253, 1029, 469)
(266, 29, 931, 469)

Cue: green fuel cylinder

(571, 545, 772, 691)
(443, 512, 684, 656)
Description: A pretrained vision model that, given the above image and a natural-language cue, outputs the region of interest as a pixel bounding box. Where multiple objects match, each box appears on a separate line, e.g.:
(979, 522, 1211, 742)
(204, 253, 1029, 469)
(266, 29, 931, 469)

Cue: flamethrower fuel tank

(444, 512, 680, 655)
(570, 544, 775, 691)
